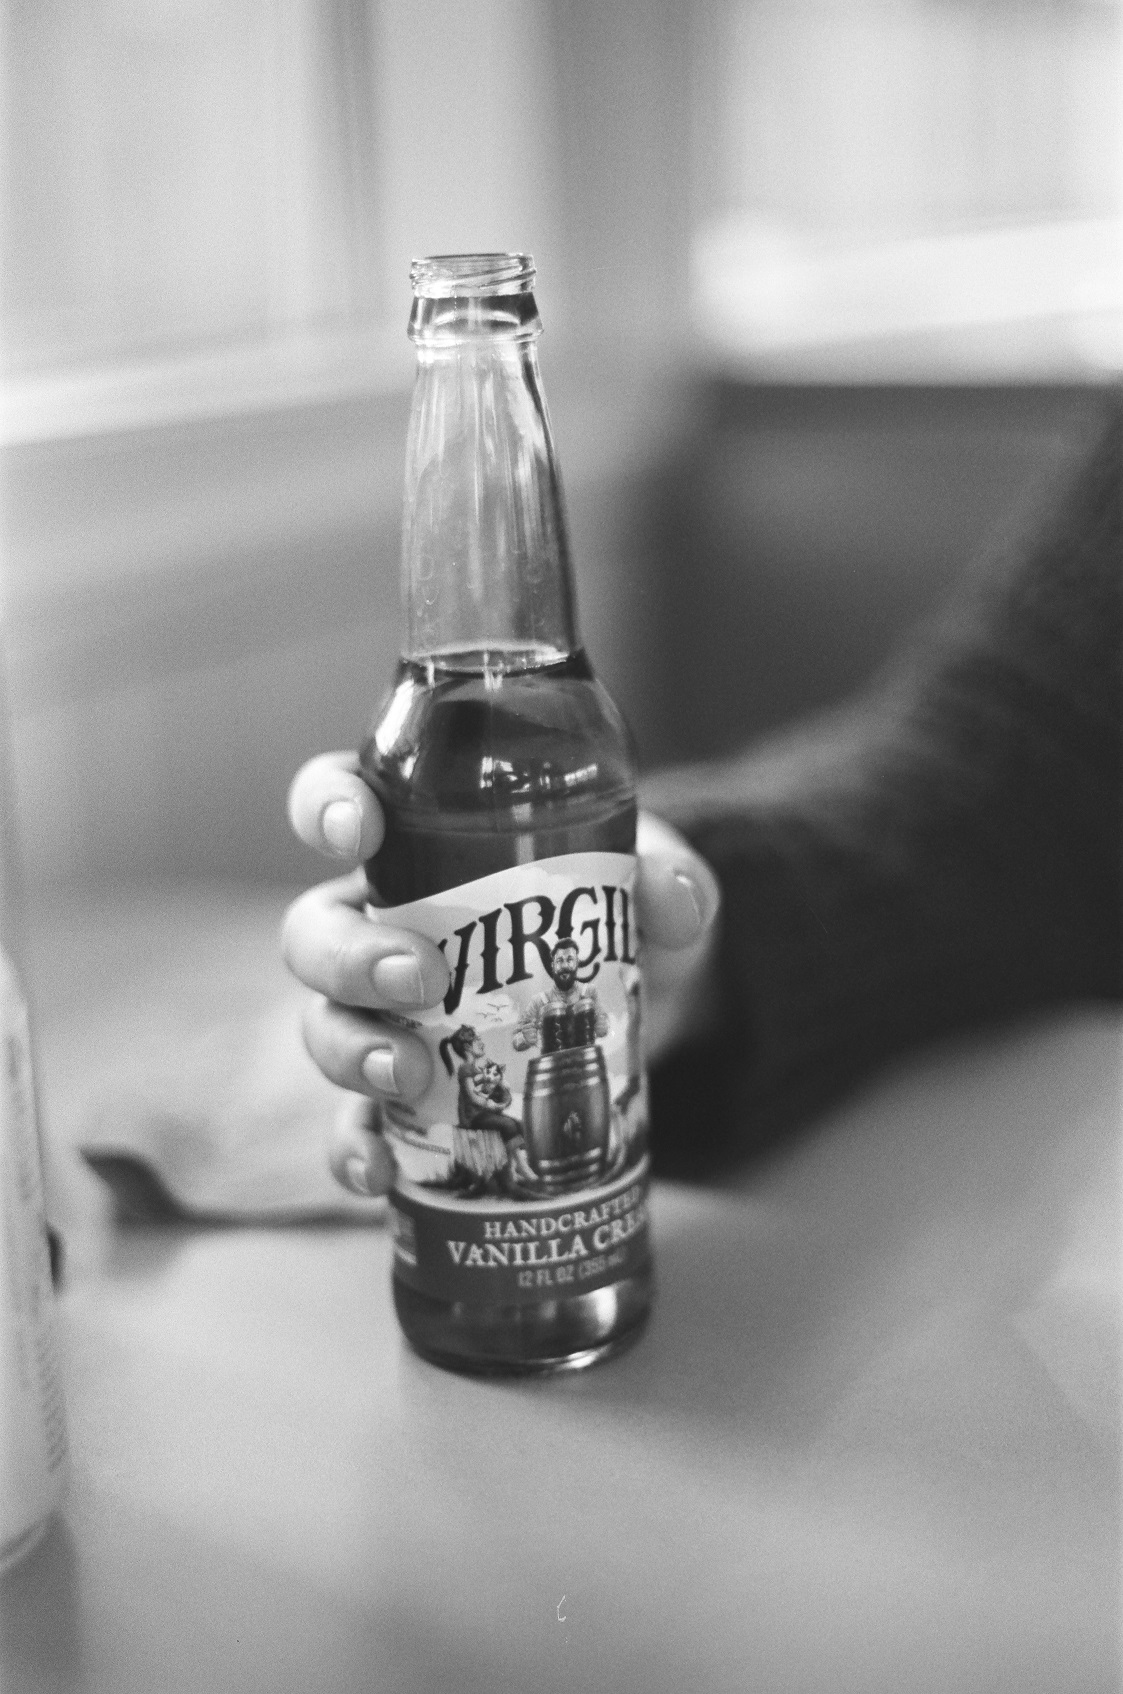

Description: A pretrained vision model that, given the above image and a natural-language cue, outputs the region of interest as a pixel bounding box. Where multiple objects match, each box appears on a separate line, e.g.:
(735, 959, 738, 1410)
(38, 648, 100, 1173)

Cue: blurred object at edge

(0, 637, 68, 1570)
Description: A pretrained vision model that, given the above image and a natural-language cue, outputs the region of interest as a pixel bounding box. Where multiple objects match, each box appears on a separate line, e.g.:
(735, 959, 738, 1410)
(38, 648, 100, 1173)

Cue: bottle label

(373, 852, 650, 1307)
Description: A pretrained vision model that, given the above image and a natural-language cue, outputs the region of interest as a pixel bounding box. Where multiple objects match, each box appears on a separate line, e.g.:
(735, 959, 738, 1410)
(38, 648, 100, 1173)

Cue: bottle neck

(400, 283, 579, 671)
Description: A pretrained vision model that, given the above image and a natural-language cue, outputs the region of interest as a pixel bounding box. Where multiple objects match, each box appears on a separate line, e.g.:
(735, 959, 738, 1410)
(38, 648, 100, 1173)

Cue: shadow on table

(1, 1517, 81, 1689)
(547, 1009, 1122, 1461)
(0, 1498, 466, 1694)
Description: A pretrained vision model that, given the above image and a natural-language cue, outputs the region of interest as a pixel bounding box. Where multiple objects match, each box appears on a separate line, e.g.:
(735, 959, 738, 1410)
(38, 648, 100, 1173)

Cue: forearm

(644, 402, 1122, 1159)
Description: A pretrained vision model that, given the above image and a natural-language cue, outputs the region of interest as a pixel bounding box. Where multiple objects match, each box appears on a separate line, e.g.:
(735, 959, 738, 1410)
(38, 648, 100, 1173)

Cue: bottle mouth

(408, 253, 541, 346)
(410, 253, 535, 299)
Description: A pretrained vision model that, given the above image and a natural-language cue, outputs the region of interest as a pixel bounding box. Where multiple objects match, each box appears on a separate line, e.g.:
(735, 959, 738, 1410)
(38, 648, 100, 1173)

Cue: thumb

(635, 812, 722, 952)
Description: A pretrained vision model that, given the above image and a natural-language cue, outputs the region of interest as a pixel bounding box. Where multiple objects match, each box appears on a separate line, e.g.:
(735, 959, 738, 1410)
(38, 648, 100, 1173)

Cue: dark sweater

(645, 398, 1121, 1172)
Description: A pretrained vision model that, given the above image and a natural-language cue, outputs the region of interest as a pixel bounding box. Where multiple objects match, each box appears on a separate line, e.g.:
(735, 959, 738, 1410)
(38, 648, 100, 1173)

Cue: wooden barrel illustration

(522, 1044, 611, 1193)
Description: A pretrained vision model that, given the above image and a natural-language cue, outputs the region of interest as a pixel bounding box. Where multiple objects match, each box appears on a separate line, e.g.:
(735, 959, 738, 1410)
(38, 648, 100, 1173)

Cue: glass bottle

(361, 253, 652, 1374)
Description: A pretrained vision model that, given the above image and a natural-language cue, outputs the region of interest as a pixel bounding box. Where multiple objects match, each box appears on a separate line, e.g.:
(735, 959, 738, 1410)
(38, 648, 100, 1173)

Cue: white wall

(3, 0, 1114, 892)
(3, 364, 693, 888)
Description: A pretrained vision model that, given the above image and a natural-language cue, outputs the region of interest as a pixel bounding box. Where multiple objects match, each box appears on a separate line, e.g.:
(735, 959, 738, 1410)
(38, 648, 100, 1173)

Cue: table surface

(3, 885, 1121, 1694)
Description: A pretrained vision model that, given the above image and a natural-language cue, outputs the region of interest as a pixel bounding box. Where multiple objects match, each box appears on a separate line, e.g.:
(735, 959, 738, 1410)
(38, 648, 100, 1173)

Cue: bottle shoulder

(361, 649, 637, 815)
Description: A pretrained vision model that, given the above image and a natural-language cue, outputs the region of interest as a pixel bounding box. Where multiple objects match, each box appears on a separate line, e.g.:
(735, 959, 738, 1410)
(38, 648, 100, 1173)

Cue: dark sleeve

(643, 400, 1122, 1172)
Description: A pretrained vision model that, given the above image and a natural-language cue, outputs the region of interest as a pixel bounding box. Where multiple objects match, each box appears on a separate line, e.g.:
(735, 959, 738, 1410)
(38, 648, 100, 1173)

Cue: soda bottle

(361, 253, 652, 1373)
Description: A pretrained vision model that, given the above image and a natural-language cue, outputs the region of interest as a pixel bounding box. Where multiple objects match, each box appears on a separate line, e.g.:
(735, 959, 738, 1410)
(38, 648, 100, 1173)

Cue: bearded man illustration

(512, 937, 608, 1054)
(513, 937, 612, 1193)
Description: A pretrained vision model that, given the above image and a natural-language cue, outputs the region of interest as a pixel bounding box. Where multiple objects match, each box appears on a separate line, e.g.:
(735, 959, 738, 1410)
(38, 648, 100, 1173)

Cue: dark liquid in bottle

(361, 647, 652, 1374)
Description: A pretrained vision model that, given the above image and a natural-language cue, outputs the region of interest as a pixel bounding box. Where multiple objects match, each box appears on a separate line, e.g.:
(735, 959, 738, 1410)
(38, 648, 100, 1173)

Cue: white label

(372, 854, 651, 1304)
(375, 851, 647, 1200)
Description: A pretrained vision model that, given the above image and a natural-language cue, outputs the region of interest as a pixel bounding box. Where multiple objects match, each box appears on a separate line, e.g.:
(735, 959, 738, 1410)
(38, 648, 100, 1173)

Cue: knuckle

(299, 995, 329, 1060)
(323, 935, 365, 1002)
(301, 998, 359, 1088)
(280, 885, 327, 973)
(278, 893, 306, 966)
(396, 1055, 430, 1102)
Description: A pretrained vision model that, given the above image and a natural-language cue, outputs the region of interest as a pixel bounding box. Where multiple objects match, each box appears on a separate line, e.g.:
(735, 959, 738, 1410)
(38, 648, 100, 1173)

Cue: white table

(3, 887, 1120, 1693)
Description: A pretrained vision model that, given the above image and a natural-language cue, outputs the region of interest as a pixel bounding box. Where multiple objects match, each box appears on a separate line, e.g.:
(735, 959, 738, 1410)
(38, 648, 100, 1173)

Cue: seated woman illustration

(439, 1025, 535, 1196)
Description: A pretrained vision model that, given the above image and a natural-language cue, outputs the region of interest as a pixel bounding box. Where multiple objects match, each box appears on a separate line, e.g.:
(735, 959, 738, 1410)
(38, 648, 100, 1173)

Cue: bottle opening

(408, 253, 541, 345)
(410, 253, 535, 299)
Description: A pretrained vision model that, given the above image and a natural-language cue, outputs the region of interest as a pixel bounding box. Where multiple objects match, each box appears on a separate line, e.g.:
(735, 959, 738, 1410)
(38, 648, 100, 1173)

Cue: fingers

(281, 871, 450, 1010)
(282, 812, 717, 1013)
(303, 996, 436, 1101)
(328, 1095, 398, 1197)
(287, 751, 385, 862)
(287, 764, 719, 961)
(635, 811, 722, 953)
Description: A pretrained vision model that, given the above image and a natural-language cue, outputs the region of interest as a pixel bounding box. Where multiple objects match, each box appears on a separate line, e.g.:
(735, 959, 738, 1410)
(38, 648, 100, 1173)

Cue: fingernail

(344, 1155, 373, 1196)
(322, 798, 362, 857)
(362, 1049, 398, 1095)
(371, 954, 425, 1005)
(673, 872, 704, 936)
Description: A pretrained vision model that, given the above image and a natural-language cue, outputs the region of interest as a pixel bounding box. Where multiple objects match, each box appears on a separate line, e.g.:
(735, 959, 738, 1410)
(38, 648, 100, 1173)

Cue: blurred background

(2, 0, 1120, 892)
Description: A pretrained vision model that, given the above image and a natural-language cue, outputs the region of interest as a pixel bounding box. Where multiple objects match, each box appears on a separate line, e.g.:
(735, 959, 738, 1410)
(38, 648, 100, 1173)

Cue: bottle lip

(410, 253, 536, 299)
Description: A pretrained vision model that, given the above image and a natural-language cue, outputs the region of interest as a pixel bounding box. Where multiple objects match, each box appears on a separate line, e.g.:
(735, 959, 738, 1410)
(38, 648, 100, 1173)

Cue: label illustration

(372, 852, 650, 1305)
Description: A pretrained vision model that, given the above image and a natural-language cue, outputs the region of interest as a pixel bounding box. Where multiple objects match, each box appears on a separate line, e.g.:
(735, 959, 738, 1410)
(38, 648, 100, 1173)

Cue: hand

(282, 751, 722, 1198)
